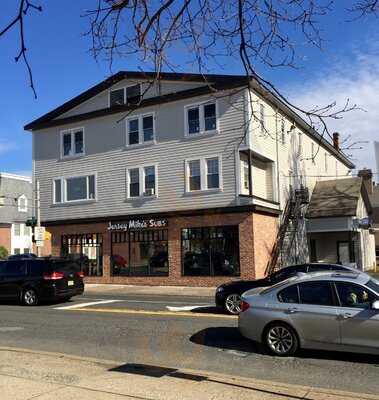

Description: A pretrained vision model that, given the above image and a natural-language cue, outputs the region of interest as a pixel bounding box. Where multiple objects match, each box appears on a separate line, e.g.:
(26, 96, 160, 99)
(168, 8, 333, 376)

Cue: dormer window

(109, 84, 141, 107)
(18, 194, 27, 212)
(109, 88, 125, 106)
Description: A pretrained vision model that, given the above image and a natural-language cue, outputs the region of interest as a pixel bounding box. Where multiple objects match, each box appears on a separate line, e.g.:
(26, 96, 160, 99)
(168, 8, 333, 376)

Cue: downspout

(275, 108, 281, 206)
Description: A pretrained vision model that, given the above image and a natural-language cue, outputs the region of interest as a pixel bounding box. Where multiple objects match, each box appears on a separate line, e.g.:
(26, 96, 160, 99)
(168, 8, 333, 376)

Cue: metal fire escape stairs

(265, 186, 310, 276)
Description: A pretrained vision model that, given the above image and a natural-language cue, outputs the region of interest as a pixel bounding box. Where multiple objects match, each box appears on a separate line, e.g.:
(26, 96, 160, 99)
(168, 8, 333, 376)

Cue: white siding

(34, 90, 245, 222)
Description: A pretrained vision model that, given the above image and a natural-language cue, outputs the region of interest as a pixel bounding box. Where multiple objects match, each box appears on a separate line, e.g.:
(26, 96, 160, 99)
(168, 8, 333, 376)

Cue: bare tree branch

(0, 0, 42, 98)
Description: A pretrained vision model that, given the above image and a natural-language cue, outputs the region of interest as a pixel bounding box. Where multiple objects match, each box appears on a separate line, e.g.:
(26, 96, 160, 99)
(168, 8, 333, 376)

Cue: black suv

(0, 258, 85, 306)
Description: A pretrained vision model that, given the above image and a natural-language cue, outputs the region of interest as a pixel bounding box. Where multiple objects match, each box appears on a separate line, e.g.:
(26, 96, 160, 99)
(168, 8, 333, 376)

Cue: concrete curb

(0, 346, 376, 400)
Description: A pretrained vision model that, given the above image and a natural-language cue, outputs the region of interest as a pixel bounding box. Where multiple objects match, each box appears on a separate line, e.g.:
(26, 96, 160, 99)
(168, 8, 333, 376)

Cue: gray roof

(370, 185, 379, 224)
(306, 177, 363, 218)
(370, 185, 379, 207)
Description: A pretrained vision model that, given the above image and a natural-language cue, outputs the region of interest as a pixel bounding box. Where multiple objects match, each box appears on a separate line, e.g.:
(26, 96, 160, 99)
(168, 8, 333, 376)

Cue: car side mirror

(371, 300, 379, 310)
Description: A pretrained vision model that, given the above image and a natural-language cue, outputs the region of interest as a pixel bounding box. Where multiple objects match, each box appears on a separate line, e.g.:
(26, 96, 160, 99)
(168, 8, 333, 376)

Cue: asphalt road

(0, 292, 378, 395)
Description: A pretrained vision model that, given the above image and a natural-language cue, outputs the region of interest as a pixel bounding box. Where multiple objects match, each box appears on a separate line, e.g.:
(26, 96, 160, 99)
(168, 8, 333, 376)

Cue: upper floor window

(18, 194, 27, 212)
(109, 84, 141, 107)
(242, 158, 250, 191)
(298, 132, 303, 155)
(126, 113, 155, 146)
(61, 128, 84, 158)
(185, 102, 217, 136)
(185, 156, 222, 192)
(54, 174, 96, 204)
(14, 223, 21, 236)
(127, 165, 157, 198)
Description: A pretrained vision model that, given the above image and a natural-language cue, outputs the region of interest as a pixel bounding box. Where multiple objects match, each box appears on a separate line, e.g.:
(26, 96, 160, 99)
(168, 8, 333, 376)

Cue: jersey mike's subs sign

(107, 218, 168, 231)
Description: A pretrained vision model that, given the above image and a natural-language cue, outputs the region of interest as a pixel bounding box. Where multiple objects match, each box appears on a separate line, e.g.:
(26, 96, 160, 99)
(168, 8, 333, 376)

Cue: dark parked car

(8, 253, 38, 260)
(216, 263, 354, 314)
(0, 258, 85, 306)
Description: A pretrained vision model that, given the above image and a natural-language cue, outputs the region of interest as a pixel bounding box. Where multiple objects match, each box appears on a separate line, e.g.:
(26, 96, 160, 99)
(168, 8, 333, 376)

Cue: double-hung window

(126, 114, 155, 146)
(127, 165, 157, 198)
(185, 102, 217, 136)
(61, 128, 84, 158)
(54, 175, 96, 204)
(109, 84, 141, 107)
(185, 156, 221, 192)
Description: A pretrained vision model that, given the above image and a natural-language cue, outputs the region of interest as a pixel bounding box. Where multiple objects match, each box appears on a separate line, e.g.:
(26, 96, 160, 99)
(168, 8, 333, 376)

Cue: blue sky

(0, 1, 378, 177)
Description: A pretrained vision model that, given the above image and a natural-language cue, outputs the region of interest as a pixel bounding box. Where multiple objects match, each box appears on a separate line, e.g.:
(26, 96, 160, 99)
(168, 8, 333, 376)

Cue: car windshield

(366, 279, 379, 295)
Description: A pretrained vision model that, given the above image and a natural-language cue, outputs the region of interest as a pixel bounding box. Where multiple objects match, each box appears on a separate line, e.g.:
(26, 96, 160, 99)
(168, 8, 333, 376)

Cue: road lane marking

(0, 327, 24, 332)
(166, 305, 214, 311)
(54, 300, 121, 310)
(69, 307, 237, 319)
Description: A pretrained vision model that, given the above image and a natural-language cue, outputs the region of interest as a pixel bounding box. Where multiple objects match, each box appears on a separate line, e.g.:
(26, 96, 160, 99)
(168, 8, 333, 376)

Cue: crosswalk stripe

(54, 300, 121, 310)
(69, 307, 236, 318)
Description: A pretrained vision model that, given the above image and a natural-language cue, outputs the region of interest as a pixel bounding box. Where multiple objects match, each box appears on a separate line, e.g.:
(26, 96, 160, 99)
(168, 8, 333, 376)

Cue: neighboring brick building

(25, 71, 354, 286)
(0, 173, 33, 257)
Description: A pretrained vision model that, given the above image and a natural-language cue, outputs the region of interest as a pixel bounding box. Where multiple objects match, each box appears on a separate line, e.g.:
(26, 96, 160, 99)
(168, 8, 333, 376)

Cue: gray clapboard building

(25, 71, 364, 286)
(0, 173, 33, 256)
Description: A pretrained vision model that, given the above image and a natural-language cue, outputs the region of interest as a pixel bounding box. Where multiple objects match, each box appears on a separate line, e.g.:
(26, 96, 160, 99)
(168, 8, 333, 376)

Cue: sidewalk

(0, 347, 377, 400)
(85, 283, 216, 297)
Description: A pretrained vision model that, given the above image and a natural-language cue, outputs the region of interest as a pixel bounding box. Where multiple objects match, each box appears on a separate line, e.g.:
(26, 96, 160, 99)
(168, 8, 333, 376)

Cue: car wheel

(22, 288, 39, 306)
(265, 323, 299, 357)
(224, 293, 242, 315)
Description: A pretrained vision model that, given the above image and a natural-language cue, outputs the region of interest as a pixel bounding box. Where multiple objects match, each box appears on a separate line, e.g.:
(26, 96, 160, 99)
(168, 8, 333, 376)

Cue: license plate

(68, 280, 74, 287)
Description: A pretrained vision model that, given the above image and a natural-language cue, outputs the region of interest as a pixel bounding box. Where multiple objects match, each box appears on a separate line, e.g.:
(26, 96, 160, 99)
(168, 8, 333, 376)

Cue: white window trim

(126, 164, 158, 199)
(60, 127, 85, 159)
(184, 155, 223, 193)
(53, 173, 97, 204)
(125, 112, 156, 147)
(108, 83, 142, 108)
(17, 194, 28, 212)
(14, 223, 21, 236)
(184, 100, 219, 137)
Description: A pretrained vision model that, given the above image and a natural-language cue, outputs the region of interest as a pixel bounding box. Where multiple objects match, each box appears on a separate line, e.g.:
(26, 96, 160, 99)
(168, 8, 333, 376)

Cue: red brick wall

(252, 213, 278, 279)
(47, 211, 278, 286)
(0, 225, 11, 255)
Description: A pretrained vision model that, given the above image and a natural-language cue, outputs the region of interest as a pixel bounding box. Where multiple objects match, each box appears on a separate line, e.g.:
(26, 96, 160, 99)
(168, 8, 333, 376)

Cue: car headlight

(216, 286, 224, 293)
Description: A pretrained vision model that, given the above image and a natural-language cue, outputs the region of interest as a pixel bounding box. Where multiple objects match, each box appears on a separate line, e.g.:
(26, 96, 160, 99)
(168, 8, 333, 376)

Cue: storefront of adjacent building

(46, 208, 278, 286)
(306, 176, 377, 271)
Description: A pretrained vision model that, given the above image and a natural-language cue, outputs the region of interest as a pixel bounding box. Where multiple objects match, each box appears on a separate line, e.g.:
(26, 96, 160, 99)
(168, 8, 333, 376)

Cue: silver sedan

(239, 271, 379, 357)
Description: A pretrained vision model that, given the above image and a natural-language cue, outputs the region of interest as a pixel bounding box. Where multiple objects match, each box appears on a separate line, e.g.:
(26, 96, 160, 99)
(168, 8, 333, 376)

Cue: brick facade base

(0, 224, 11, 255)
(47, 211, 278, 287)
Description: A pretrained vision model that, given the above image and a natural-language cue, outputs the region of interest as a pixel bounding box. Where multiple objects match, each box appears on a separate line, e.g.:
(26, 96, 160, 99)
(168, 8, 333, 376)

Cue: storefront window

(61, 233, 103, 276)
(111, 229, 168, 276)
(182, 226, 240, 276)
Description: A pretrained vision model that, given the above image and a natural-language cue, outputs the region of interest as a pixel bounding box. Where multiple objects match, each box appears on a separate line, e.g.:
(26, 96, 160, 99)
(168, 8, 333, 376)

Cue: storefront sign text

(107, 219, 168, 231)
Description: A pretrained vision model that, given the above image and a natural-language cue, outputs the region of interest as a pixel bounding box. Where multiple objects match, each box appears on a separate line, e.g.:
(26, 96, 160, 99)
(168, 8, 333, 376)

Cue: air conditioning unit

(144, 188, 155, 196)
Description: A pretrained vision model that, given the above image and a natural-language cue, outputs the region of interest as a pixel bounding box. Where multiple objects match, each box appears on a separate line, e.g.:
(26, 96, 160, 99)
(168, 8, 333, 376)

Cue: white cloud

(287, 50, 379, 175)
(0, 141, 16, 155)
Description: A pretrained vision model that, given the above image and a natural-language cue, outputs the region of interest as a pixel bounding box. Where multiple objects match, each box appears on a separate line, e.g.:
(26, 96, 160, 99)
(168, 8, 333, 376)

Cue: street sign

(34, 227, 46, 242)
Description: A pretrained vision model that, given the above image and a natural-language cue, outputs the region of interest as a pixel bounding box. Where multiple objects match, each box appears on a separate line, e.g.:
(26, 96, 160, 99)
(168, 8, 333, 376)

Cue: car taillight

(241, 301, 250, 312)
(77, 271, 85, 278)
(43, 271, 64, 280)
